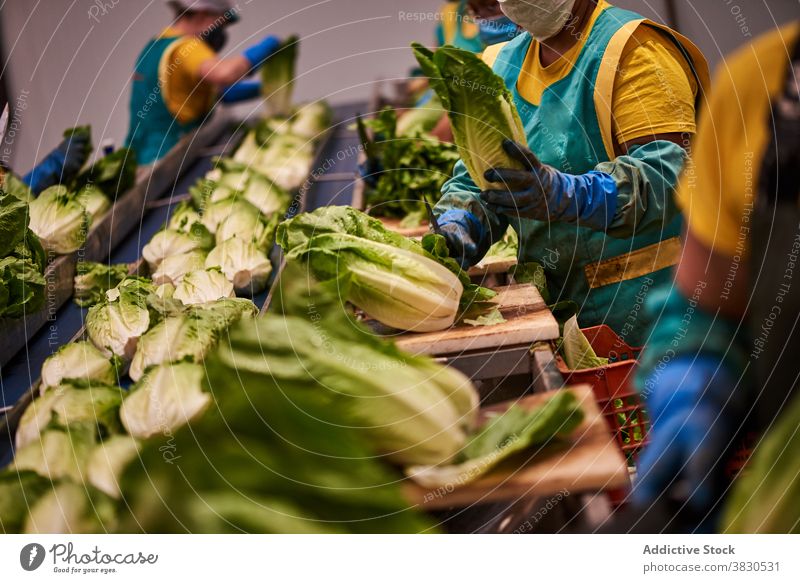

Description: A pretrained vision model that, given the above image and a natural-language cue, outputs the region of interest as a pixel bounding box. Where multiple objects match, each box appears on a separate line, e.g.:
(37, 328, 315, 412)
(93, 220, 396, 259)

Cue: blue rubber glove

(633, 355, 742, 512)
(481, 139, 618, 231)
(357, 157, 383, 189)
(221, 80, 261, 103)
(437, 208, 488, 269)
(22, 132, 91, 195)
(242, 35, 282, 69)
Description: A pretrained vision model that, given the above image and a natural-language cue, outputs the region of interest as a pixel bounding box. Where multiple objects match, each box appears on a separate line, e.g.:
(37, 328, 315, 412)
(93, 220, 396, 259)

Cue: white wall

(1, 0, 798, 170)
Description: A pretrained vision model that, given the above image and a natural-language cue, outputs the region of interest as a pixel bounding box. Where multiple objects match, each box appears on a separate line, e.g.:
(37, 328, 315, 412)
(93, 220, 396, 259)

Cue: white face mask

(498, 0, 577, 41)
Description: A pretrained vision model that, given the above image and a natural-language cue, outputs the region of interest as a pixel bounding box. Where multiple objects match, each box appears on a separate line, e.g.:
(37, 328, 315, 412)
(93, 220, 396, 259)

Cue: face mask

(203, 25, 228, 52)
(498, 0, 576, 41)
(478, 14, 521, 46)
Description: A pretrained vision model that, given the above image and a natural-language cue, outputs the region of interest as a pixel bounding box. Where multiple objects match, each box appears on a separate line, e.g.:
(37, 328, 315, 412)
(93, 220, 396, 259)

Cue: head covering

(166, 0, 240, 22)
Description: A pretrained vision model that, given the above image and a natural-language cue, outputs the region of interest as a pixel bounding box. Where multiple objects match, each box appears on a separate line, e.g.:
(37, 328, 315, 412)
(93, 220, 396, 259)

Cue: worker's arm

(197, 35, 281, 88)
(632, 230, 751, 510)
(434, 159, 510, 268)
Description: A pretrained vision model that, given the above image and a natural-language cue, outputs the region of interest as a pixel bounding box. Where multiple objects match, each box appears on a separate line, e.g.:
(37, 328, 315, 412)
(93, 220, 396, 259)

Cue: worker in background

(631, 22, 800, 527)
(436, 0, 483, 53)
(434, 0, 709, 345)
(125, 0, 284, 164)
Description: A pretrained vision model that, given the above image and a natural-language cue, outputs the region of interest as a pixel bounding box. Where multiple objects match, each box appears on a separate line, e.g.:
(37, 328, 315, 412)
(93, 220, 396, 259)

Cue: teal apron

(124, 35, 204, 165)
(488, 6, 706, 345)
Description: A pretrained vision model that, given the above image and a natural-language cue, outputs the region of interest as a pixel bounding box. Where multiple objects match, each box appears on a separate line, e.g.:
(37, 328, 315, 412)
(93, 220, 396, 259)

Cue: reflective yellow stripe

(584, 236, 682, 288)
(593, 20, 711, 160)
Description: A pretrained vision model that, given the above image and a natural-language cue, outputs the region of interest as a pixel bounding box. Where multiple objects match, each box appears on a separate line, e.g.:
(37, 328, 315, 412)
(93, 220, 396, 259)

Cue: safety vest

(487, 4, 708, 344)
(125, 35, 205, 165)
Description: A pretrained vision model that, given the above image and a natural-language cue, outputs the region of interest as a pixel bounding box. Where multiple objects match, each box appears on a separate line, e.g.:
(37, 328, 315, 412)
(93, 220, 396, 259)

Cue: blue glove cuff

(221, 80, 261, 103)
(553, 170, 618, 231)
(242, 36, 281, 69)
(438, 209, 485, 242)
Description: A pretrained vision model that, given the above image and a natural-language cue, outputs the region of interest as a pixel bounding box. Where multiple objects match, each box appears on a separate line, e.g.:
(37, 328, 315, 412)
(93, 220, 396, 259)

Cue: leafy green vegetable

(72, 147, 137, 198)
(261, 35, 300, 118)
(16, 381, 123, 449)
(511, 261, 550, 303)
(120, 362, 211, 439)
(87, 435, 140, 499)
(412, 43, 528, 189)
(205, 237, 272, 294)
(172, 268, 234, 305)
(290, 100, 332, 139)
(13, 424, 98, 482)
(226, 269, 479, 466)
(0, 191, 28, 256)
(482, 226, 519, 262)
(406, 390, 584, 488)
(1, 172, 34, 202)
(722, 392, 800, 533)
(167, 200, 202, 232)
(116, 330, 435, 533)
(151, 250, 207, 286)
(395, 94, 446, 136)
(0, 254, 46, 318)
(279, 217, 463, 331)
(40, 341, 121, 392)
(74, 184, 110, 224)
(24, 480, 117, 534)
(86, 277, 157, 359)
(141, 223, 214, 271)
(73, 261, 129, 307)
(129, 298, 255, 381)
(560, 315, 608, 370)
(361, 106, 460, 221)
(463, 307, 506, 327)
(0, 471, 53, 533)
(28, 185, 89, 254)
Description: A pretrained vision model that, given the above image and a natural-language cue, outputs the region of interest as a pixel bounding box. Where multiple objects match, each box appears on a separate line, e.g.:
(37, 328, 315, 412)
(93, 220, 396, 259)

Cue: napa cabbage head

(412, 43, 527, 189)
(151, 250, 207, 286)
(129, 298, 254, 381)
(120, 362, 211, 439)
(86, 277, 157, 359)
(205, 237, 272, 294)
(28, 185, 89, 254)
(173, 268, 235, 305)
(73, 261, 129, 307)
(40, 341, 120, 393)
(141, 223, 213, 271)
(16, 381, 123, 449)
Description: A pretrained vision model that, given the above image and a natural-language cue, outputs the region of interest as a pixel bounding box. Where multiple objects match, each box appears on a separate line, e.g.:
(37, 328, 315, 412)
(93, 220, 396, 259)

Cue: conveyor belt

(0, 102, 364, 465)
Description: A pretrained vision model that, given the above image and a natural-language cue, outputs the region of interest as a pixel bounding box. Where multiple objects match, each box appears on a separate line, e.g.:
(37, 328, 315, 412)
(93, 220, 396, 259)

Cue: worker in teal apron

(434, 0, 709, 345)
(436, 0, 484, 53)
(125, 0, 283, 165)
(630, 23, 800, 525)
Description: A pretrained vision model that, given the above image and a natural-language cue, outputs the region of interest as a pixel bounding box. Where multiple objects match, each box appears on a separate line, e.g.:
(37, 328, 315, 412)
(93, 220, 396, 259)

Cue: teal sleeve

(435, 159, 509, 247)
(596, 140, 687, 239)
(635, 284, 752, 397)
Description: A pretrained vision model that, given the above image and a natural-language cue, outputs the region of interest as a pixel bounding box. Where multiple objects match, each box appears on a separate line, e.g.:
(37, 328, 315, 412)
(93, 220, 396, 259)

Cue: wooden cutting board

(404, 385, 630, 510)
(468, 256, 518, 278)
(394, 284, 559, 356)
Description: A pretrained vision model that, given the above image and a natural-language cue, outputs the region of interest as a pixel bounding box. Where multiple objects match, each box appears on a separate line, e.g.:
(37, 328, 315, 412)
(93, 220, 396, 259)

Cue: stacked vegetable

(0, 179, 46, 318)
(277, 206, 497, 332)
(358, 106, 460, 225)
(28, 126, 137, 255)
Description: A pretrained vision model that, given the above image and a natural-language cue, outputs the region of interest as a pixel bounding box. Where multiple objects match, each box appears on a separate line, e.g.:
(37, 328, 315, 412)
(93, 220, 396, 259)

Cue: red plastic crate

(555, 325, 648, 463)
